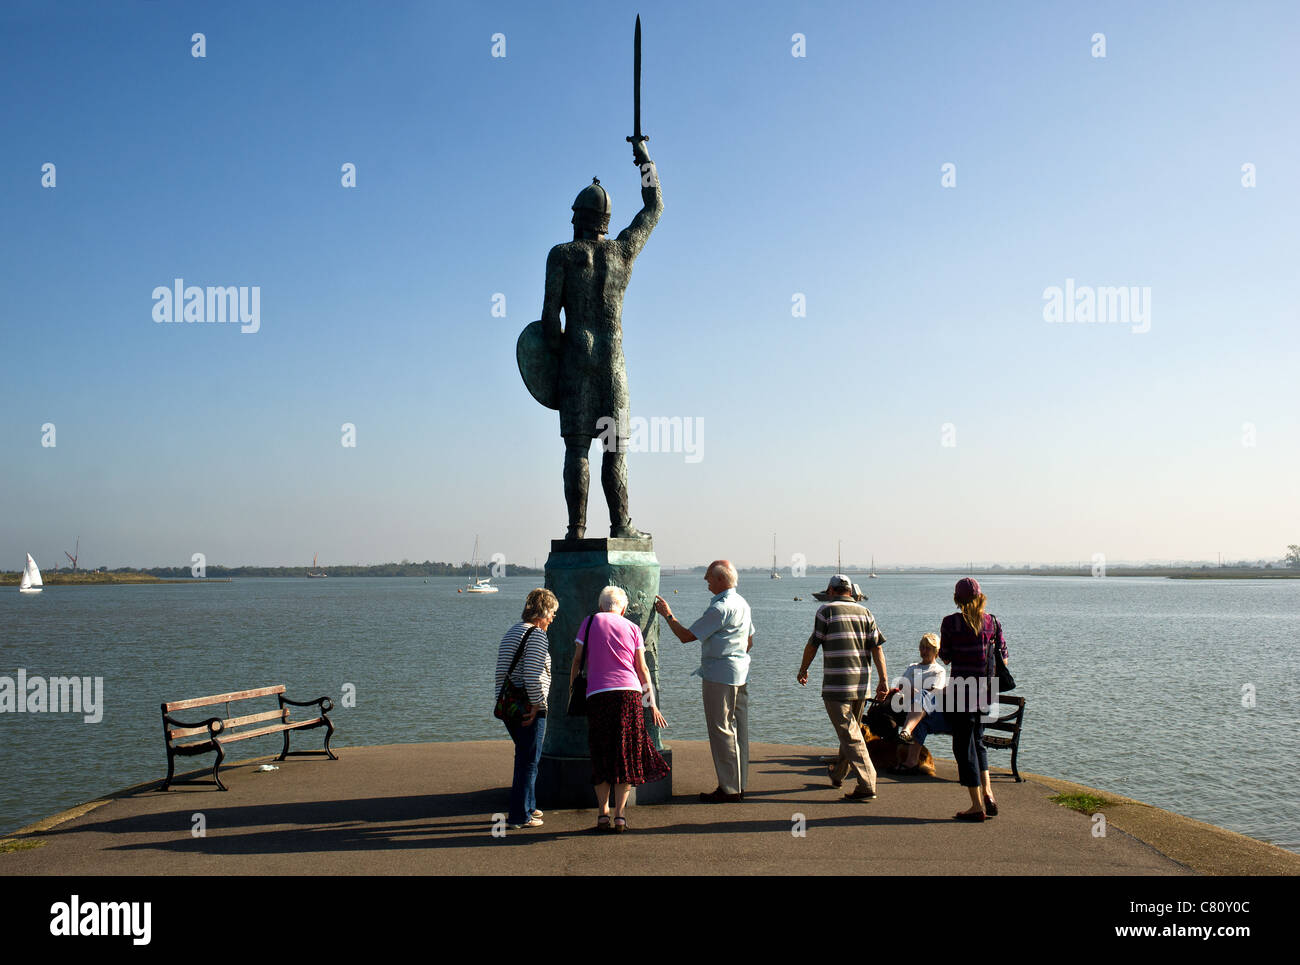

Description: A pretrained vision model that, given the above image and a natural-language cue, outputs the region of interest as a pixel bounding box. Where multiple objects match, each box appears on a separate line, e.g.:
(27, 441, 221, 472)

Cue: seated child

(894, 632, 949, 772)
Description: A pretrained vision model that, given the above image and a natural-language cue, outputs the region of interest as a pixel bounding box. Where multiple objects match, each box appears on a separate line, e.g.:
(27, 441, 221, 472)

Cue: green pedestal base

(535, 537, 671, 808)
(535, 748, 673, 809)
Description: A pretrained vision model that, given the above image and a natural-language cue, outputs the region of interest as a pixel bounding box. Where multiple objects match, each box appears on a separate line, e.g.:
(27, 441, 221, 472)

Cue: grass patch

(1049, 792, 1113, 815)
(0, 838, 46, 854)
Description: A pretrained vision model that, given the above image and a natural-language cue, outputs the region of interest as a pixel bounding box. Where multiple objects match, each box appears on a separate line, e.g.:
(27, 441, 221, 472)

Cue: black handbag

(987, 617, 1016, 692)
(493, 626, 537, 724)
(566, 615, 595, 717)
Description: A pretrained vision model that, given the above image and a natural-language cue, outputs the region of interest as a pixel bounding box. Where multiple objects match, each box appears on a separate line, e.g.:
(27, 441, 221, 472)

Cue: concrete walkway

(3, 741, 1295, 875)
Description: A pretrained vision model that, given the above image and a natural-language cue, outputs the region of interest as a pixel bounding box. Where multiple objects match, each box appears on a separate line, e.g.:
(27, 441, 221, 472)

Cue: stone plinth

(535, 537, 671, 807)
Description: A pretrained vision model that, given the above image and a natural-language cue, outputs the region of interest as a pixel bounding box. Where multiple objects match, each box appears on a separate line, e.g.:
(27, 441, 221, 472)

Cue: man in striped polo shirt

(797, 574, 888, 800)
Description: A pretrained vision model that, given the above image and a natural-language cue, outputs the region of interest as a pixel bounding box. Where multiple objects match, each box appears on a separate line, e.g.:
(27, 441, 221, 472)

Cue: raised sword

(626, 15, 648, 150)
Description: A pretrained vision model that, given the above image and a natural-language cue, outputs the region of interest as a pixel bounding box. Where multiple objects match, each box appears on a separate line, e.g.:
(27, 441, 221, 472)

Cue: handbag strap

(985, 615, 1004, 670)
(498, 625, 537, 700)
(578, 613, 595, 672)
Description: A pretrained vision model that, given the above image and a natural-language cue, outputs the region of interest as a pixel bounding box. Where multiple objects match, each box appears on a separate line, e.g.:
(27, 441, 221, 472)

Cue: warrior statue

(517, 18, 662, 540)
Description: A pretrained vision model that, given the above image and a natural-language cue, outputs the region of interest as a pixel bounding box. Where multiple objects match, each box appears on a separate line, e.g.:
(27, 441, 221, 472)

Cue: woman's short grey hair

(521, 587, 559, 623)
(597, 585, 628, 613)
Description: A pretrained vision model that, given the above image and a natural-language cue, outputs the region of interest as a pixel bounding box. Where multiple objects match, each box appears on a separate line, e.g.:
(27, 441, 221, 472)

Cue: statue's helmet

(571, 177, 611, 235)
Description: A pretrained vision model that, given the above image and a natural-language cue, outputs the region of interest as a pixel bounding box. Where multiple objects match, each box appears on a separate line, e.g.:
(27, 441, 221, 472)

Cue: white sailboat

(463, 536, 499, 593)
(19, 553, 43, 593)
(869, 555, 878, 578)
(770, 534, 781, 579)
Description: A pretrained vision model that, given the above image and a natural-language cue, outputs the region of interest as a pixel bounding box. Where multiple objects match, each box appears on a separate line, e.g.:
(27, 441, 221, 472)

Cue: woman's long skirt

(586, 690, 671, 786)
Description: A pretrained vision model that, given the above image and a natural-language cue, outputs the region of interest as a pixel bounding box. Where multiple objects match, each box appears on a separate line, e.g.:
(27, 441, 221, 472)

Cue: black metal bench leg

(212, 744, 228, 791)
(163, 749, 176, 791)
(278, 728, 292, 761)
(1011, 740, 1022, 782)
(323, 715, 338, 760)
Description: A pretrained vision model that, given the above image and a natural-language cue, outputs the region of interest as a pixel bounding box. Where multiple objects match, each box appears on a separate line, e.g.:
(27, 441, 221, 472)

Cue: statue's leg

(563, 435, 590, 540)
(602, 442, 648, 540)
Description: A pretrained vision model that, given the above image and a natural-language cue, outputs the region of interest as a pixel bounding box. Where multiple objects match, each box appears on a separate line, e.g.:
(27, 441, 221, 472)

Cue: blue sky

(2, 0, 1297, 571)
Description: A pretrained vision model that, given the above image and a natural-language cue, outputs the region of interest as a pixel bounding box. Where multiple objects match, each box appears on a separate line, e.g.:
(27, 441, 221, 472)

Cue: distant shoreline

(1, 564, 543, 582)
(735, 566, 1300, 580)
(0, 573, 228, 586)
(832, 568, 1300, 580)
(5, 567, 1297, 583)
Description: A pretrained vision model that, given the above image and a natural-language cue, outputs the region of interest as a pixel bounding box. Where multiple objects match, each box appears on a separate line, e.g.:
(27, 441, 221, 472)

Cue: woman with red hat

(939, 577, 1009, 821)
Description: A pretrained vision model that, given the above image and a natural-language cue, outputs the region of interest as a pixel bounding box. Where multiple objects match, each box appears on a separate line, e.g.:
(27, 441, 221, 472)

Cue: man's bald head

(706, 559, 738, 593)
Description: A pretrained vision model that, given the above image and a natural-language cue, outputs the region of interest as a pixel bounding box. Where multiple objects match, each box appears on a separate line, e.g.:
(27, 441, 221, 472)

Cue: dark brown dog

(864, 728, 937, 778)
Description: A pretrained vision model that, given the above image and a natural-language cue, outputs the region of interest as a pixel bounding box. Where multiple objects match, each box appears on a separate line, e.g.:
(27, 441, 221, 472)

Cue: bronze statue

(517, 17, 661, 540)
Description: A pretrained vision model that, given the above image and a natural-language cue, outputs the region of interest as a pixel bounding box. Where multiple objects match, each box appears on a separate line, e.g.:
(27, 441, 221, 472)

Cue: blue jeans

(948, 711, 988, 788)
(913, 709, 951, 744)
(505, 715, 546, 825)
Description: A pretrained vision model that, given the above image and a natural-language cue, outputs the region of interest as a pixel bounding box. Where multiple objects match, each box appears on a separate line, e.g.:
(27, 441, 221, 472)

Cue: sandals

(953, 809, 985, 822)
(984, 798, 999, 817)
(596, 814, 612, 832)
(896, 729, 914, 744)
(613, 816, 628, 833)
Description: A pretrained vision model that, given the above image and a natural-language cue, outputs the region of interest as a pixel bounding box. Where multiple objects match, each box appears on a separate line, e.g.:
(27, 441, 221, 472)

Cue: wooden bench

(160, 685, 337, 791)
(981, 696, 1026, 782)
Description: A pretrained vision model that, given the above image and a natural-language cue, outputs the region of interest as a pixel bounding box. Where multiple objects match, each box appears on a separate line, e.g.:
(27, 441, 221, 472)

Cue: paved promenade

(3, 741, 1296, 875)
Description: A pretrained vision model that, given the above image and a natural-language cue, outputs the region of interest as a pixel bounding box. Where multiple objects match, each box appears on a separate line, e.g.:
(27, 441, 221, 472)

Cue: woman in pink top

(570, 585, 669, 832)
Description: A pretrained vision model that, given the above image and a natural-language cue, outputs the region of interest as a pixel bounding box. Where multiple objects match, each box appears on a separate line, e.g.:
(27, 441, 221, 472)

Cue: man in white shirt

(655, 559, 755, 802)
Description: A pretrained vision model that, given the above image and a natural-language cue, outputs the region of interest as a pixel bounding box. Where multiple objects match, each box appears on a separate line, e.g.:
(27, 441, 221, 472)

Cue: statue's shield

(516, 319, 559, 410)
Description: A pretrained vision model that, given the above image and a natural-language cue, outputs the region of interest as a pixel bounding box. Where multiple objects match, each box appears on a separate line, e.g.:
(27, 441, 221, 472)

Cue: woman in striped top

(495, 588, 558, 829)
(939, 577, 1009, 822)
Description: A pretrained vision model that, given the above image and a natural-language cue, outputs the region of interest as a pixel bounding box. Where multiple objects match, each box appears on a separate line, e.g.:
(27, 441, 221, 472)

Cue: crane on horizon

(65, 537, 79, 573)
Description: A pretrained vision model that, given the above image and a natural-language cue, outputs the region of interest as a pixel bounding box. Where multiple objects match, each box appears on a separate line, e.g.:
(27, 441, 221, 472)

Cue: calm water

(2, 574, 1298, 852)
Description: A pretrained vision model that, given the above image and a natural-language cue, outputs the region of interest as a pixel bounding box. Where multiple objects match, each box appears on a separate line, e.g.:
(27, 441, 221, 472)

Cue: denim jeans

(505, 714, 546, 824)
(913, 709, 951, 744)
(948, 711, 988, 788)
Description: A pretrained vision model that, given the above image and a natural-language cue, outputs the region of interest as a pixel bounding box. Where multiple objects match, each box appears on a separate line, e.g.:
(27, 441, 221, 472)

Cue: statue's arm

(616, 146, 662, 258)
(541, 245, 564, 341)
